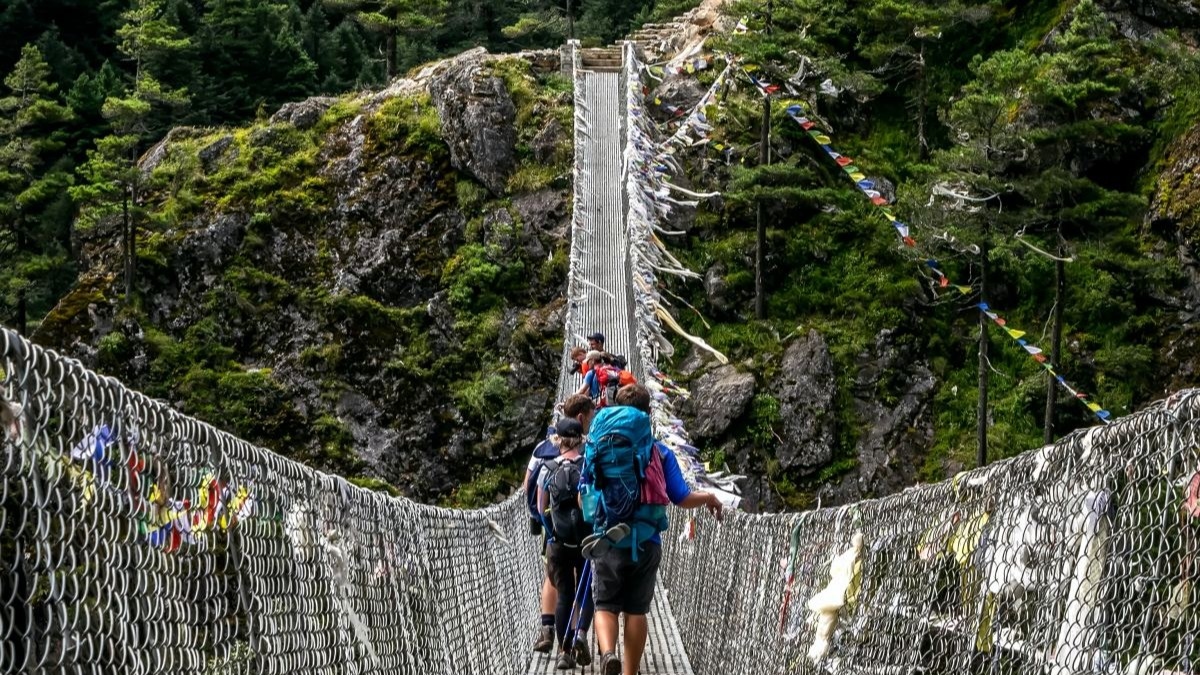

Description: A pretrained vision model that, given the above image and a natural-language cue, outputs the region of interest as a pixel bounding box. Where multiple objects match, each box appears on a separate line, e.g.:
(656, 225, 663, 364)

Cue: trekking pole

(563, 559, 589, 650)
(566, 560, 592, 651)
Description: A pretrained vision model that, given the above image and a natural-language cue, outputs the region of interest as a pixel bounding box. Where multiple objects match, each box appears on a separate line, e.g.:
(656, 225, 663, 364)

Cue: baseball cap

(554, 417, 584, 439)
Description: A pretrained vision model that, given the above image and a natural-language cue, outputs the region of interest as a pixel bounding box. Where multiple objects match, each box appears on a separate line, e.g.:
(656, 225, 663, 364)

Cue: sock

(541, 613, 555, 627)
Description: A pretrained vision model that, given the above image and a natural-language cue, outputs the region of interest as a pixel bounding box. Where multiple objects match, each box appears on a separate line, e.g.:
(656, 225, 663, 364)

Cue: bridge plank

(524, 585, 693, 675)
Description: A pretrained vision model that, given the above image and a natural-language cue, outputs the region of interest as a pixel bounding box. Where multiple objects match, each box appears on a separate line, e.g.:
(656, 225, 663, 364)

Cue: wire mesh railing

(0, 327, 540, 675)
(660, 389, 1200, 674)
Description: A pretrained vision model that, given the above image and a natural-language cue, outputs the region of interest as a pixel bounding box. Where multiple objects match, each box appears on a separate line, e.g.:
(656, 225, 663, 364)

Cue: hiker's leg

(618, 542, 662, 675)
(541, 574, 557, 616)
(621, 614, 649, 675)
(591, 548, 627, 656)
(548, 545, 577, 647)
(594, 611, 619, 654)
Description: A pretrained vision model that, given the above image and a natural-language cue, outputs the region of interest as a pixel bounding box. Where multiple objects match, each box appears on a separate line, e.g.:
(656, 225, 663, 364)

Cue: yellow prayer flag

(1005, 328, 1026, 340)
(814, 134, 832, 144)
(849, 172, 866, 182)
(956, 286, 972, 295)
(1087, 402, 1102, 412)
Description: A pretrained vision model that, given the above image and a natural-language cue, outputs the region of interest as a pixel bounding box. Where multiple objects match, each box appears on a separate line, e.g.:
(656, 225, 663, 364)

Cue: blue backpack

(581, 407, 669, 559)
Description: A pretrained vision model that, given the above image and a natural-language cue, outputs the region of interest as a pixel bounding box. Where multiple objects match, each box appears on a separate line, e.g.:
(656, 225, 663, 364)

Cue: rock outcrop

(38, 49, 569, 504)
(680, 364, 756, 440)
(772, 330, 838, 472)
(1099, 0, 1200, 41)
(430, 52, 517, 195)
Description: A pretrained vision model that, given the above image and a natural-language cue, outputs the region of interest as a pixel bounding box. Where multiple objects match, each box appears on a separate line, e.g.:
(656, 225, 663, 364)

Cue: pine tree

(323, 0, 448, 79)
(860, 0, 994, 159)
(0, 44, 74, 334)
(196, 0, 318, 121)
(71, 0, 190, 301)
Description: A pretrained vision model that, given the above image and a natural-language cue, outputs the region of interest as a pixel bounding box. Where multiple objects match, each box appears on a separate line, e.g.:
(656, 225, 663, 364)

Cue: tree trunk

(916, 43, 929, 161)
(15, 291, 26, 336)
(123, 190, 133, 300)
(977, 221, 990, 468)
(755, 95, 771, 320)
(386, 29, 397, 80)
(566, 0, 574, 40)
(1044, 233, 1066, 444)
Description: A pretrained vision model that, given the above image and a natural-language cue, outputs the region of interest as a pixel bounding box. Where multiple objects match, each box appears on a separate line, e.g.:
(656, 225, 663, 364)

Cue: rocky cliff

(36, 50, 574, 504)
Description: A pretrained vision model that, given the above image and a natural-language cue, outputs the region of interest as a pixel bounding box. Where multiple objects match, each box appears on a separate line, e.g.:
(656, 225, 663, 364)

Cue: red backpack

(596, 365, 623, 407)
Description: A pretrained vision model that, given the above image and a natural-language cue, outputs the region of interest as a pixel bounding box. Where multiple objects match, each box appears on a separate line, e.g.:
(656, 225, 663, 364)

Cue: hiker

(570, 346, 589, 376)
(527, 426, 562, 653)
(575, 351, 625, 408)
(538, 416, 595, 669)
(530, 395, 597, 653)
(561, 393, 597, 433)
(580, 384, 724, 675)
(587, 332, 605, 352)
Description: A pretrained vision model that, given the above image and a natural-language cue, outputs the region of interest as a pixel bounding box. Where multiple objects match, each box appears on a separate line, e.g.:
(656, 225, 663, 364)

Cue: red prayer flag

(871, 197, 887, 206)
(939, 276, 949, 288)
(903, 236, 916, 247)
(801, 121, 815, 130)
(1033, 354, 1047, 363)
(764, 84, 780, 94)
(836, 156, 852, 167)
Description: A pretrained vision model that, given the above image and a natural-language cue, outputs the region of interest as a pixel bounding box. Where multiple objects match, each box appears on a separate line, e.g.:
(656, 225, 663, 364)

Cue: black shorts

(591, 541, 661, 615)
(546, 543, 586, 596)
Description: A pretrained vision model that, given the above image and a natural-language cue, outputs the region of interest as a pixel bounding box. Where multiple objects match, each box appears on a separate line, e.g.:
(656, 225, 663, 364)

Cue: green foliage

(442, 243, 527, 312)
(453, 371, 511, 419)
(0, 44, 76, 332)
(664, 0, 1200, 494)
(366, 93, 444, 156)
(749, 393, 781, 450)
(444, 463, 522, 508)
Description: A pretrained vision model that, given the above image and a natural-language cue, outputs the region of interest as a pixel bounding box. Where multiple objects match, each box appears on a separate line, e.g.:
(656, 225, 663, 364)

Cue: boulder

(270, 96, 338, 129)
(771, 330, 837, 472)
(198, 135, 235, 172)
(430, 54, 517, 195)
(531, 118, 566, 164)
(821, 330, 936, 505)
(683, 365, 756, 440)
(704, 263, 730, 311)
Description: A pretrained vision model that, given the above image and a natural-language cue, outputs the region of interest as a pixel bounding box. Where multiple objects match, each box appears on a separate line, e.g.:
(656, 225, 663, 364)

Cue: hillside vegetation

(4, 0, 1199, 509)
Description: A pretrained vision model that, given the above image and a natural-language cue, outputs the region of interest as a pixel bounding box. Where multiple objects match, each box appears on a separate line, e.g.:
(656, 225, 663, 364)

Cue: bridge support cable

(0, 327, 540, 675)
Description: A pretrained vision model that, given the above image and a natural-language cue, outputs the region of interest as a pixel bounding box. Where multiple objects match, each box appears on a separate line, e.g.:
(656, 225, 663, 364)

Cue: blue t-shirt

(583, 370, 600, 398)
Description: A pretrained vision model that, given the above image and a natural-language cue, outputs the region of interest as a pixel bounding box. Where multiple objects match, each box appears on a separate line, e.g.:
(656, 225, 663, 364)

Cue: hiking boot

(532, 626, 554, 653)
(574, 640, 592, 666)
(581, 523, 631, 560)
(599, 650, 621, 675)
(555, 650, 576, 670)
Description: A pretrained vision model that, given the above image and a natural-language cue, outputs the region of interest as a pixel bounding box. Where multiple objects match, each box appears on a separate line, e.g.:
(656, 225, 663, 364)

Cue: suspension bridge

(2, 35, 1199, 675)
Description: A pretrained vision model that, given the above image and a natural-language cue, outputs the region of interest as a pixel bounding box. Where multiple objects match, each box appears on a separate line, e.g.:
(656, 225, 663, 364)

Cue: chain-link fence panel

(660, 390, 1200, 675)
(0, 328, 542, 675)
